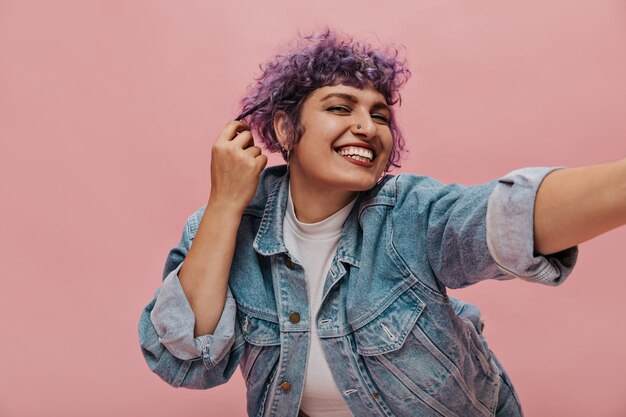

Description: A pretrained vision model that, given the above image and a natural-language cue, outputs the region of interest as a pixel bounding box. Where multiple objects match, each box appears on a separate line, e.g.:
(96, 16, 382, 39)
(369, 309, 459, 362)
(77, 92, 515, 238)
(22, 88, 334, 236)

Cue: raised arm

(138, 120, 267, 388)
(534, 158, 626, 255)
(179, 120, 267, 336)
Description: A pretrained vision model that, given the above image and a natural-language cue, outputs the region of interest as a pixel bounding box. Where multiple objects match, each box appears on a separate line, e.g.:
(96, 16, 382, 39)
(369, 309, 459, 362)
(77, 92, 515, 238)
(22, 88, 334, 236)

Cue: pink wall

(1, 1, 625, 416)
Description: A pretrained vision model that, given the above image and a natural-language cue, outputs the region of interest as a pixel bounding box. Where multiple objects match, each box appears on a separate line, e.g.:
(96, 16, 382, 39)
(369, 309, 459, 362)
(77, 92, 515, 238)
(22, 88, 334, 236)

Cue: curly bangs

(239, 28, 411, 170)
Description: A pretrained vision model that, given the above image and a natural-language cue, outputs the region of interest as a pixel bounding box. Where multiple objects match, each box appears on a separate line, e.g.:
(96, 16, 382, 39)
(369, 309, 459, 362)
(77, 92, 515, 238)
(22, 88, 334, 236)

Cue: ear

(273, 111, 290, 150)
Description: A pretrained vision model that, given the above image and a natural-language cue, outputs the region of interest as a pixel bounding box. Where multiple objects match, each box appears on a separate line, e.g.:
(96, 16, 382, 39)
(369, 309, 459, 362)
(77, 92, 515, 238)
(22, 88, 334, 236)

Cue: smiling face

(276, 84, 393, 196)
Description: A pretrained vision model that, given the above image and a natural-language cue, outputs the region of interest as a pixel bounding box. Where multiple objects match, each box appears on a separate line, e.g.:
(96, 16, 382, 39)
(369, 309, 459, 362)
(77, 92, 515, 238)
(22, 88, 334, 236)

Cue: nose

(350, 114, 377, 140)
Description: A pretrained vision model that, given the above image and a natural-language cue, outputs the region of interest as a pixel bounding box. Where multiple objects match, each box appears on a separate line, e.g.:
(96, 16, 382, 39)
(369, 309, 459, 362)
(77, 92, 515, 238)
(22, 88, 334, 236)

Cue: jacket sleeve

(138, 209, 244, 389)
(394, 167, 578, 289)
(484, 166, 578, 285)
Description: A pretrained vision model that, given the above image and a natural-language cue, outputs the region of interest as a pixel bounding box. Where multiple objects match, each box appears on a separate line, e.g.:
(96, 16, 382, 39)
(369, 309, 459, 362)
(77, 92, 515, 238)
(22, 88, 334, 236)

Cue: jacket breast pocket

(236, 308, 282, 417)
(351, 287, 499, 417)
(352, 286, 425, 355)
(236, 309, 281, 382)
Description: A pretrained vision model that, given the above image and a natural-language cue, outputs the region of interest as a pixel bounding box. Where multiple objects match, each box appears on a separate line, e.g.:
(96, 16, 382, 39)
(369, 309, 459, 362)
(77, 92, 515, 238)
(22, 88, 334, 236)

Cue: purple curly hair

(239, 28, 411, 170)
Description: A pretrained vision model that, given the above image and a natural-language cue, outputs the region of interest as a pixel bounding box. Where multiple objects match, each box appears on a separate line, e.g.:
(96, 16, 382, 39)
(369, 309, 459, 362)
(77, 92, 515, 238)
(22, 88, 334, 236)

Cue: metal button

(289, 312, 301, 324)
(284, 257, 294, 269)
(280, 381, 292, 392)
(372, 392, 380, 399)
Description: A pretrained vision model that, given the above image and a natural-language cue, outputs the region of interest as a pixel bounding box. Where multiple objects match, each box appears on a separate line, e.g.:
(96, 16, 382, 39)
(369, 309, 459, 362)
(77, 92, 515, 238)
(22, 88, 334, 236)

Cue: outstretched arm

(534, 158, 626, 255)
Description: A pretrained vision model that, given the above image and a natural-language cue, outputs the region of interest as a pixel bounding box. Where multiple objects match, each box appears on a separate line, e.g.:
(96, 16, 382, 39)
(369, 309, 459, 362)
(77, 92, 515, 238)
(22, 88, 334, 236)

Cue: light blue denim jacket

(138, 165, 577, 417)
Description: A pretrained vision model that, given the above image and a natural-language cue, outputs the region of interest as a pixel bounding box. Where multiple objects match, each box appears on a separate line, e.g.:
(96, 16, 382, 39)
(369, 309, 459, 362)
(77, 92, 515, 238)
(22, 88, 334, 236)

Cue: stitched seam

(376, 354, 458, 417)
(411, 327, 493, 416)
(173, 360, 193, 387)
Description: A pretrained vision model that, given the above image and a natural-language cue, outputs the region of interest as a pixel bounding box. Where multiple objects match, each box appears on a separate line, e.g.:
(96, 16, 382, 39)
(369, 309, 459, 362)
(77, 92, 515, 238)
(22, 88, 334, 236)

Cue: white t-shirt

(283, 187, 356, 417)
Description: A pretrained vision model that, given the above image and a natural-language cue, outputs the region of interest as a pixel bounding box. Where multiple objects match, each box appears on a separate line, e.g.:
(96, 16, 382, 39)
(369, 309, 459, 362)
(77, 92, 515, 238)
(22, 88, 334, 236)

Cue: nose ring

(356, 123, 362, 129)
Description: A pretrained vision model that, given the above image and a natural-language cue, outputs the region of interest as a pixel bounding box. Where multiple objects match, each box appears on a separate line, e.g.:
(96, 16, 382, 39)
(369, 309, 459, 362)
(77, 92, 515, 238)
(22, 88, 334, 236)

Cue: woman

(138, 30, 625, 417)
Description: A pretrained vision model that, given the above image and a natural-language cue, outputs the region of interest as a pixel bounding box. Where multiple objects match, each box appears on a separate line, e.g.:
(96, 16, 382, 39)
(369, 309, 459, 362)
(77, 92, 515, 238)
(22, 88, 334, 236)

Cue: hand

(208, 120, 268, 213)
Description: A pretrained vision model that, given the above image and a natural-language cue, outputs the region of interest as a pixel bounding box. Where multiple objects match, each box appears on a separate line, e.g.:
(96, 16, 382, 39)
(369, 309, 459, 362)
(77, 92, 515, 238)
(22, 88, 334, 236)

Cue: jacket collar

(252, 167, 290, 257)
(252, 165, 397, 268)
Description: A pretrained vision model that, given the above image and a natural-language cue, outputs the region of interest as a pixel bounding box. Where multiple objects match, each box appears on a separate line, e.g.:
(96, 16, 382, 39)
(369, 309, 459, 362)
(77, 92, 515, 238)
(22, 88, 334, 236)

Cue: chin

(339, 175, 379, 191)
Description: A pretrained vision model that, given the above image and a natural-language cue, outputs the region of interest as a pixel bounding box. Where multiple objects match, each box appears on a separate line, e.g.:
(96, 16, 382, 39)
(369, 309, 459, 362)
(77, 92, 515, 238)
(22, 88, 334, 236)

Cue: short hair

(239, 28, 411, 170)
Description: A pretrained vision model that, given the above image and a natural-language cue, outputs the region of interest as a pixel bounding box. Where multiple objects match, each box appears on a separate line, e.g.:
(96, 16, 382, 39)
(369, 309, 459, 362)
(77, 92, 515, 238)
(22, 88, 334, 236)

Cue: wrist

(206, 196, 247, 218)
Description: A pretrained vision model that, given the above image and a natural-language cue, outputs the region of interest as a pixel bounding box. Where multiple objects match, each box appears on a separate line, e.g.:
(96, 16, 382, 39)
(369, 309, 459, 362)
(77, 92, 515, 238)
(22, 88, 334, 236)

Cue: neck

(289, 174, 357, 224)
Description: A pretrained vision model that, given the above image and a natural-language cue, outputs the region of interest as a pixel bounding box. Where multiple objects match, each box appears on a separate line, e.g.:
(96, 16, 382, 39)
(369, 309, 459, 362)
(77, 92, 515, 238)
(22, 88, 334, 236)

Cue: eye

(372, 113, 389, 124)
(326, 105, 351, 114)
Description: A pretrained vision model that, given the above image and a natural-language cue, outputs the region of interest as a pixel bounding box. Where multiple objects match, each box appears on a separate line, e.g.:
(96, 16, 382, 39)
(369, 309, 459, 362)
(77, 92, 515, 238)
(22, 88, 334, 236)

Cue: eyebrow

(320, 93, 390, 112)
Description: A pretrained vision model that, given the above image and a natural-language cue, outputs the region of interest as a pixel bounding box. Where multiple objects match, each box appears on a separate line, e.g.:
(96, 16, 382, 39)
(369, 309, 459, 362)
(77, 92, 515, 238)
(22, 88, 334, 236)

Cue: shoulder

(358, 173, 500, 221)
(359, 173, 448, 208)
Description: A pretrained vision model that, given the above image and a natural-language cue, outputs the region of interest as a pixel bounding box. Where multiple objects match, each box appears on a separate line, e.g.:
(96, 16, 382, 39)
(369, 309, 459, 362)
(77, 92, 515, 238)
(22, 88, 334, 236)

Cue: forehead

(306, 84, 387, 105)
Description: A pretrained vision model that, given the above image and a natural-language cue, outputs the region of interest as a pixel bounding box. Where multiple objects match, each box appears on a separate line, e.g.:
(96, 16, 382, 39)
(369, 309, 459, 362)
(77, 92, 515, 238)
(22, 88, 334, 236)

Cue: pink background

(1, 1, 625, 416)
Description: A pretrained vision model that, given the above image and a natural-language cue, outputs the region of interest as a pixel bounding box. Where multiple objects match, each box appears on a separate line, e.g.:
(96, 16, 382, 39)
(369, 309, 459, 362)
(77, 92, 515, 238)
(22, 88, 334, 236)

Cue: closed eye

(372, 113, 389, 124)
(326, 105, 351, 113)
(326, 106, 389, 124)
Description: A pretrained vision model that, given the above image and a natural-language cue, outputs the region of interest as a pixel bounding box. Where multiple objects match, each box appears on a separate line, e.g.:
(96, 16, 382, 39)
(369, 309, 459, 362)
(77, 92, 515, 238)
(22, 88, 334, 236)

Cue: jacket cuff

(150, 263, 237, 365)
(486, 167, 578, 286)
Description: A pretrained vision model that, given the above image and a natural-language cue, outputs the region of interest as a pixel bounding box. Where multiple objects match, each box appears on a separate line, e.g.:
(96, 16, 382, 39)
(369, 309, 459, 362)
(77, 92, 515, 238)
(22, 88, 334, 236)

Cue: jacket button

(280, 381, 292, 392)
(372, 392, 380, 399)
(289, 312, 301, 324)
(284, 257, 295, 269)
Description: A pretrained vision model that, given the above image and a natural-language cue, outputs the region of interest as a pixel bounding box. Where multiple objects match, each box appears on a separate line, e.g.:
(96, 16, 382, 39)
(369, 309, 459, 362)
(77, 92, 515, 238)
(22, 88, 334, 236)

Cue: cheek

(381, 136, 394, 159)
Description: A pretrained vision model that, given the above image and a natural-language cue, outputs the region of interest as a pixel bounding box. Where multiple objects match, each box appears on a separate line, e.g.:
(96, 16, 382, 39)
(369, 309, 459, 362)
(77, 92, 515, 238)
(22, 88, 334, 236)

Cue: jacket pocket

(350, 287, 499, 417)
(237, 308, 280, 381)
(352, 286, 425, 356)
(238, 310, 281, 346)
(236, 308, 281, 417)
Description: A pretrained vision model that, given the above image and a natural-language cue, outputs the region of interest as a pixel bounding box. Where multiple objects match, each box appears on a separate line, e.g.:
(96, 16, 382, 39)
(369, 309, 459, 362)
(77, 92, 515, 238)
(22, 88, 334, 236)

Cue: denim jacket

(138, 165, 577, 417)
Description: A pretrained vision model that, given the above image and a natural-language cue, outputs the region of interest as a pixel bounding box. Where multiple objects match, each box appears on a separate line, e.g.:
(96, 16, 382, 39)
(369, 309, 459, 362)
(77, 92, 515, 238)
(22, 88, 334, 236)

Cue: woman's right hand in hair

(209, 120, 268, 213)
(177, 119, 265, 337)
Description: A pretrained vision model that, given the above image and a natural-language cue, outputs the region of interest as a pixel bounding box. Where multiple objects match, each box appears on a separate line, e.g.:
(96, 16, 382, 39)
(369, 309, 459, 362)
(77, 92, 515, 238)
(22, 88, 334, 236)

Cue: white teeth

(336, 146, 374, 162)
(342, 155, 370, 163)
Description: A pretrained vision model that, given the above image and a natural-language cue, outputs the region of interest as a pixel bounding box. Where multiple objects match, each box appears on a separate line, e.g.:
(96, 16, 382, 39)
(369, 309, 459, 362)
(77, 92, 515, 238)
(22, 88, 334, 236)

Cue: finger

(216, 120, 249, 143)
(244, 145, 262, 158)
(231, 130, 254, 149)
(256, 154, 268, 169)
